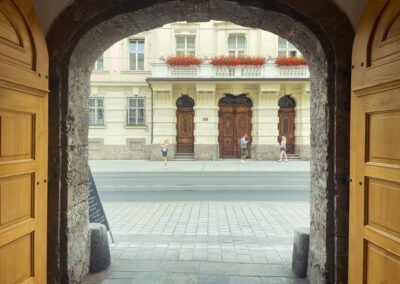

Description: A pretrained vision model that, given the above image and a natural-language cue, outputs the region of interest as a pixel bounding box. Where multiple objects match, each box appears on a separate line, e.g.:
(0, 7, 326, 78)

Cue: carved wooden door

(219, 104, 252, 158)
(0, 1, 48, 283)
(348, 0, 400, 282)
(176, 107, 194, 153)
(219, 105, 235, 157)
(278, 108, 295, 154)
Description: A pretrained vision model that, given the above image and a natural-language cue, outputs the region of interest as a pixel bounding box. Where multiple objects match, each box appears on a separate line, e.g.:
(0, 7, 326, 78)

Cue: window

(127, 97, 145, 126)
(278, 37, 299, 57)
(94, 54, 104, 71)
(228, 35, 246, 56)
(129, 39, 145, 71)
(176, 36, 195, 56)
(89, 97, 104, 125)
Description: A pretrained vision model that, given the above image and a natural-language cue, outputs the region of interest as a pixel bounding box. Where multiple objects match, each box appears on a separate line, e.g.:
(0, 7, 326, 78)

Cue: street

(93, 172, 310, 202)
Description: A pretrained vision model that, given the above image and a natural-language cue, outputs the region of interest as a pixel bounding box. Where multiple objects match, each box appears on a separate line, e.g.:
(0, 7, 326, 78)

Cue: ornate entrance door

(349, 0, 400, 282)
(218, 95, 252, 158)
(176, 96, 194, 153)
(278, 108, 295, 153)
(278, 95, 296, 154)
(0, 1, 48, 283)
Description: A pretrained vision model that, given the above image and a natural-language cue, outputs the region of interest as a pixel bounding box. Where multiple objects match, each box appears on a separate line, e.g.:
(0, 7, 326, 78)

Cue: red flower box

(275, 56, 307, 66)
(166, 55, 203, 66)
(210, 55, 266, 67)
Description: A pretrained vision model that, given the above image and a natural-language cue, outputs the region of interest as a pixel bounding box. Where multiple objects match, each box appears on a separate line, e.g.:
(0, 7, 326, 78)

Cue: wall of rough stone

(46, 1, 353, 283)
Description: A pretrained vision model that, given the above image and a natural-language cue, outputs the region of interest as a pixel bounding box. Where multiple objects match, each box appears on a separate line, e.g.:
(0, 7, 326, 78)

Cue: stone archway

(46, 1, 353, 283)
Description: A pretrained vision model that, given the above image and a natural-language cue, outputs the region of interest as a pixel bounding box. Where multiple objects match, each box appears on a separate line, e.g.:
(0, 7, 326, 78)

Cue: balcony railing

(150, 58, 310, 79)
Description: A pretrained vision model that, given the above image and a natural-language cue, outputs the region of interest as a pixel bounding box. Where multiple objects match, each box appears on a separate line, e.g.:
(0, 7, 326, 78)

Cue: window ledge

(125, 125, 148, 129)
(92, 70, 110, 74)
(89, 125, 106, 129)
(121, 70, 150, 74)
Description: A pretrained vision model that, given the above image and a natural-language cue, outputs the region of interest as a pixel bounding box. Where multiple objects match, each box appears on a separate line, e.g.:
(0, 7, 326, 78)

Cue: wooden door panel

(219, 107, 234, 157)
(278, 108, 295, 154)
(219, 104, 251, 158)
(365, 242, 400, 284)
(0, 1, 48, 283)
(366, 178, 400, 237)
(176, 107, 194, 153)
(349, 0, 400, 282)
(367, 110, 400, 165)
(235, 107, 252, 158)
(0, 233, 34, 284)
(0, 110, 35, 162)
(0, 173, 34, 227)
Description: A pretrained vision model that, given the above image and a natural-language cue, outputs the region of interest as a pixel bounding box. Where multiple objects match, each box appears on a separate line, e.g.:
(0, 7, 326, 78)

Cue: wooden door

(349, 0, 400, 283)
(0, 1, 48, 283)
(278, 108, 295, 154)
(219, 105, 235, 157)
(235, 105, 252, 157)
(176, 107, 194, 153)
(219, 104, 252, 158)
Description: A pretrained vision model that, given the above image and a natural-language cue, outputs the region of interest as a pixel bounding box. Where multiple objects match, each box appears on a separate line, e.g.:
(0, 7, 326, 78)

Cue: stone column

(294, 83, 311, 159)
(194, 83, 218, 160)
(151, 83, 176, 160)
(253, 83, 280, 160)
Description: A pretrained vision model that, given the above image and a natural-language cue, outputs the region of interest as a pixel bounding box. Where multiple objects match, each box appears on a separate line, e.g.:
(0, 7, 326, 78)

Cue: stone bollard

(89, 223, 111, 273)
(292, 227, 310, 278)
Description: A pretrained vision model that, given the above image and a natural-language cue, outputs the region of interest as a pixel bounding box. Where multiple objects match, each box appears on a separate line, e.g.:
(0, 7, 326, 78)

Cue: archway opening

(46, 1, 353, 283)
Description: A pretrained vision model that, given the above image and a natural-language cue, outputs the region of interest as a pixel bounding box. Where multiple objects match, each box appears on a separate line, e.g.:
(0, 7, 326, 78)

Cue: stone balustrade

(151, 59, 310, 79)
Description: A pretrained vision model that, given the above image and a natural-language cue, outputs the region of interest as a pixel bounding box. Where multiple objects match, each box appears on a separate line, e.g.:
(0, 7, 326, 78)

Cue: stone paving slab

(85, 270, 308, 284)
(83, 201, 309, 283)
(89, 160, 310, 173)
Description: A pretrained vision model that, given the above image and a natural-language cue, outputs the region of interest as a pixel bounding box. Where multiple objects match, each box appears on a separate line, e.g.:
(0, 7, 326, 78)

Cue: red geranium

(166, 55, 203, 66)
(210, 55, 266, 67)
(275, 56, 307, 66)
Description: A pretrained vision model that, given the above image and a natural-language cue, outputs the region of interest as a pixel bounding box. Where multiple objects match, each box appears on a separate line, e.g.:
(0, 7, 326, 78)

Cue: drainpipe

(146, 78, 154, 144)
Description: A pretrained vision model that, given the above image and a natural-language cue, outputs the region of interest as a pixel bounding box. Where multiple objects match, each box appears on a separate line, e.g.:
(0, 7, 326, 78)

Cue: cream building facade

(89, 21, 310, 160)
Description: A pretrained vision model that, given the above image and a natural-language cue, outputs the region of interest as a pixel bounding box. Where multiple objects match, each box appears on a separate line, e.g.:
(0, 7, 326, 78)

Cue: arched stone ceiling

(32, 0, 367, 34)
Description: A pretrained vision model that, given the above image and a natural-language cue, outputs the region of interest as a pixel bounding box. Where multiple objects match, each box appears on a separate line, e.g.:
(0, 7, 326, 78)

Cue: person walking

(160, 139, 169, 168)
(278, 136, 288, 162)
(240, 133, 249, 163)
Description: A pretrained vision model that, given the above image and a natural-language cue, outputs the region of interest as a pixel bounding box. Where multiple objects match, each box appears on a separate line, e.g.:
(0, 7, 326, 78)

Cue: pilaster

(152, 84, 176, 158)
(252, 83, 280, 159)
(293, 83, 311, 158)
(194, 83, 218, 159)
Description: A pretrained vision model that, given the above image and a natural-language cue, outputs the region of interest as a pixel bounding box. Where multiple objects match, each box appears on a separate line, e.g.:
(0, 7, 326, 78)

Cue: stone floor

(84, 201, 309, 283)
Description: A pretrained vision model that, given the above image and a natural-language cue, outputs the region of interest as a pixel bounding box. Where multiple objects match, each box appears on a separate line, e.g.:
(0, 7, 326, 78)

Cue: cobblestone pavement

(84, 201, 309, 283)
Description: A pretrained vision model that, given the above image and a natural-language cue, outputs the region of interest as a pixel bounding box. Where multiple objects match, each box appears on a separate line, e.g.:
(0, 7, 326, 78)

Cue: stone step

(173, 157, 195, 161)
(174, 153, 194, 156)
(287, 154, 301, 160)
(173, 152, 195, 161)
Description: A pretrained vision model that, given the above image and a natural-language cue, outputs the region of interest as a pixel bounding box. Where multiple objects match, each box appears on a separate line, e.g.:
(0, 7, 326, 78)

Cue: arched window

(278, 95, 296, 108)
(176, 95, 195, 107)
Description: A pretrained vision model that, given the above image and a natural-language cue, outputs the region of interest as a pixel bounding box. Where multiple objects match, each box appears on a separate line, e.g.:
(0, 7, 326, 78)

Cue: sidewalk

(89, 159, 310, 173)
(84, 201, 309, 284)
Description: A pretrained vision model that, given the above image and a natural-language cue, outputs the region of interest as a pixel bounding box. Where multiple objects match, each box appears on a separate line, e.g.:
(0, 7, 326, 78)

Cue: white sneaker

(285, 159, 288, 162)
(241, 160, 244, 163)
(278, 159, 282, 162)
